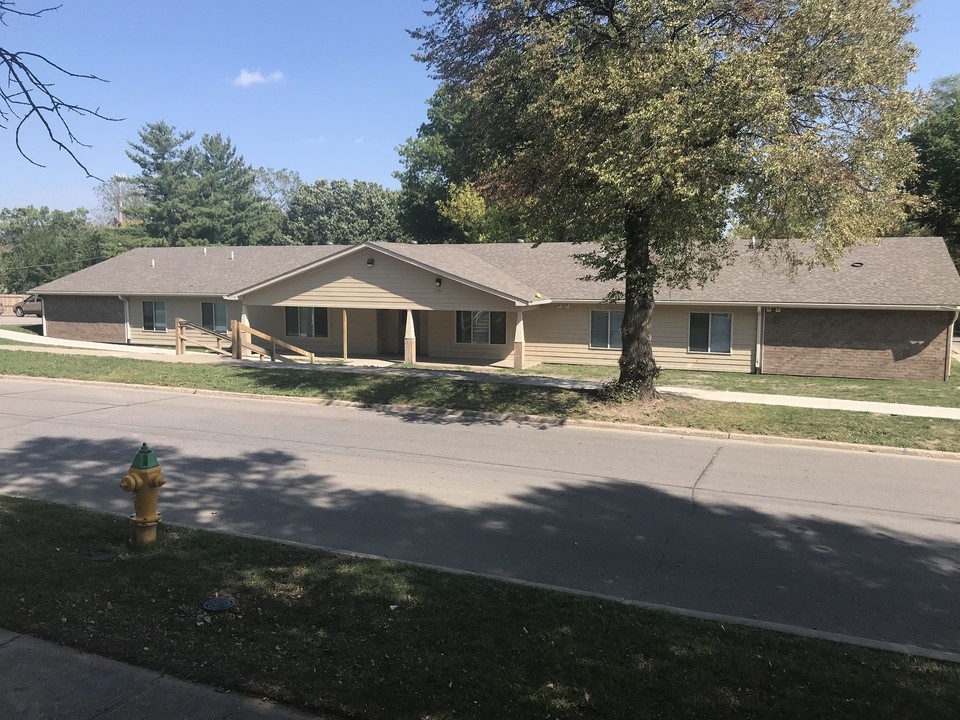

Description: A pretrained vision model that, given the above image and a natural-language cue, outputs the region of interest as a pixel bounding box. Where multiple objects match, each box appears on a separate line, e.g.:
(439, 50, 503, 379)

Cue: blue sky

(2, 0, 959, 215)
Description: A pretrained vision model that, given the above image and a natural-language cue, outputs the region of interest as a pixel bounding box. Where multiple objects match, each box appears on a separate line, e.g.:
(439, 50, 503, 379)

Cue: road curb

(166, 520, 960, 665)
(3, 373, 960, 461)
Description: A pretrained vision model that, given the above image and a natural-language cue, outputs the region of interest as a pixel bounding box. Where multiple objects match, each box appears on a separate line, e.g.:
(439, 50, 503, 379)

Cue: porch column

(240, 304, 251, 357)
(342, 309, 349, 360)
(404, 309, 417, 364)
(514, 310, 526, 369)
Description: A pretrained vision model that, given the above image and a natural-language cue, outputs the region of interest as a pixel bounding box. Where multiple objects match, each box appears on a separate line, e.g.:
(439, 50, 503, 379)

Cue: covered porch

(235, 304, 534, 369)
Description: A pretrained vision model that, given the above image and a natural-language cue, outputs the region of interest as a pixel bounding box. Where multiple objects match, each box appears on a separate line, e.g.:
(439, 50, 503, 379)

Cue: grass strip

(506, 360, 960, 409)
(2, 348, 959, 452)
(2, 495, 957, 720)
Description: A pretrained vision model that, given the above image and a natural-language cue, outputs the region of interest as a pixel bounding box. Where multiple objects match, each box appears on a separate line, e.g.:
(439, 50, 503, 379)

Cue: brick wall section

(762, 309, 952, 381)
(44, 296, 126, 344)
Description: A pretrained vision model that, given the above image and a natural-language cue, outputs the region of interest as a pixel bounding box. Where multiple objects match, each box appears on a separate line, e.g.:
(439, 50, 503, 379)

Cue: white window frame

(589, 310, 624, 350)
(688, 311, 733, 354)
(201, 301, 228, 334)
(142, 301, 167, 332)
(284, 307, 328, 338)
(455, 310, 507, 345)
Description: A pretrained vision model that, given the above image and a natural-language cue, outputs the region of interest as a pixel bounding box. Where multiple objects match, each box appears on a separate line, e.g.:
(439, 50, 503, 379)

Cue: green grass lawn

(510, 359, 960, 408)
(1, 348, 959, 452)
(2, 496, 957, 720)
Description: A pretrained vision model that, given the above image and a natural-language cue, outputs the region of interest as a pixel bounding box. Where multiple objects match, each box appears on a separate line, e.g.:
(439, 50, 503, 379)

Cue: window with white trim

(689, 312, 732, 353)
(285, 307, 328, 338)
(590, 310, 623, 349)
(201, 302, 228, 334)
(142, 301, 166, 332)
(456, 311, 506, 345)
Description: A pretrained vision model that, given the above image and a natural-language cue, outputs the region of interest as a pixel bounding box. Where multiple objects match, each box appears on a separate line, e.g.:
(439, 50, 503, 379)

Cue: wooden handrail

(232, 321, 314, 363)
(175, 318, 232, 356)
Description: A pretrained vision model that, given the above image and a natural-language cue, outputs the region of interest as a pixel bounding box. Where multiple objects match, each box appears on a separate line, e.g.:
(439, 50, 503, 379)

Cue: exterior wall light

(366, 257, 375, 267)
(435, 277, 442, 288)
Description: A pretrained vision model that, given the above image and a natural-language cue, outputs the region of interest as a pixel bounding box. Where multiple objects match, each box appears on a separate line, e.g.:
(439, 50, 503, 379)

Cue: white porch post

(404, 309, 417, 364)
(514, 310, 526, 369)
(240, 304, 250, 356)
(342, 309, 349, 360)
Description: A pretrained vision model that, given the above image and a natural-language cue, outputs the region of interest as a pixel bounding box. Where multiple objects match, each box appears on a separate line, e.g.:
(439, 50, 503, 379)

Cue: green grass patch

(0, 323, 44, 335)
(508, 360, 960, 408)
(1, 348, 959, 452)
(2, 495, 957, 720)
(658, 360, 960, 408)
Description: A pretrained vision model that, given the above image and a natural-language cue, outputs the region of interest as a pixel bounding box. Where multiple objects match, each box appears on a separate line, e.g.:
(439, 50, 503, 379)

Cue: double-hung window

(688, 312, 732, 353)
(590, 310, 624, 349)
(142, 301, 167, 332)
(456, 311, 506, 345)
(201, 302, 228, 334)
(285, 307, 328, 338)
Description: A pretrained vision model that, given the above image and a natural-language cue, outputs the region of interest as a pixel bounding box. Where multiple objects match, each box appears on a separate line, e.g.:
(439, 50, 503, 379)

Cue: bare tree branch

(0, 1, 121, 178)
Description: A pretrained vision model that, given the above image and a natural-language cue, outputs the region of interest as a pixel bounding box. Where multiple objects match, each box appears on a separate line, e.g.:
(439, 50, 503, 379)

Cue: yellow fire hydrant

(120, 443, 166, 544)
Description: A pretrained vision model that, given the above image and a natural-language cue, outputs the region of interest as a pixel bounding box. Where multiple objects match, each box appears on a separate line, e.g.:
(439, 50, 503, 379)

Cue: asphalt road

(1, 377, 958, 655)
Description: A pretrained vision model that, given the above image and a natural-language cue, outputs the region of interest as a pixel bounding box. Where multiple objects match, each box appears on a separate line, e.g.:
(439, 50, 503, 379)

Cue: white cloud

(303, 136, 327, 145)
(232, 69, 286, 87)
(354, 137, 365, 145)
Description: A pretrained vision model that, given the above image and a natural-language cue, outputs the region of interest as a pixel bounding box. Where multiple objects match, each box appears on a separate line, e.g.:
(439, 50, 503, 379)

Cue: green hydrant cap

(131, 443, 160, 469)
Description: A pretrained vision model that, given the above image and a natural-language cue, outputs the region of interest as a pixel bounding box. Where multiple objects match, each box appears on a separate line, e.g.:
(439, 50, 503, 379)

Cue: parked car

(14, 295, 43, 317)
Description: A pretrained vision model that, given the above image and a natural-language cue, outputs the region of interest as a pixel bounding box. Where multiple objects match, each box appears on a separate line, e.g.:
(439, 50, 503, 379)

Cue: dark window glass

(689, 313, 710, 352)
(456, 311, 471, 344)
(590, 311, 609, 348)
(313, 308, 328, 338)
(285, 307, 299, 336)
(711, 313, 732, 353)
(143, 301, 166, 332)
(490, 312, 507, 345)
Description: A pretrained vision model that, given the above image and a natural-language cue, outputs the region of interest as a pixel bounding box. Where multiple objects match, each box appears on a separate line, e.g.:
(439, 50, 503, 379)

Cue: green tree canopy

(126, 123, 281, 246)
(395, 87, 471, 242)
(0, 206, 96, 291)
(0, 206, 157, 292)
(909, 74, 960, 263)
(284, 179, 408, 245)
(126, 121, 196, 245)
(415, 0, 920, 396)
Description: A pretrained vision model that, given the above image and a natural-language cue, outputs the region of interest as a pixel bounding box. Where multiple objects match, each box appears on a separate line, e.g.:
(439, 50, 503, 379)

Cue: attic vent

(850, 262, 864, 268)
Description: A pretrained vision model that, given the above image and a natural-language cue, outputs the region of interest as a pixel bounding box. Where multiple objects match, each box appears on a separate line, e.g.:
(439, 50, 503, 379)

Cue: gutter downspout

(946, 310, 959, 381)
(119, 296, 130, 344)
(755, 306, 763, 375)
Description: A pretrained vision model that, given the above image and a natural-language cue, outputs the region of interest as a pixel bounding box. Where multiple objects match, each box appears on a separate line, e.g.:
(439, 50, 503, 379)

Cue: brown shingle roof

(657, 237, 960, 307)
(31, 245, 344, 296)
(31, 237, 960, 309)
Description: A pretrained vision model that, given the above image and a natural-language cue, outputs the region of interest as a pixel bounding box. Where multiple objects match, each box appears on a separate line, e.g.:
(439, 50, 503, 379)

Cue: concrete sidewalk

(2, 328, 959, 419)
(0, 629, 326, 719)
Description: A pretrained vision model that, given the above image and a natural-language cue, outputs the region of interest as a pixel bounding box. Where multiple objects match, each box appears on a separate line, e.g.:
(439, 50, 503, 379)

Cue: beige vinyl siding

(427, 310, 515, 363)
(242, 252, 520, 311)
(524, 305, 621, 366)
(653, 305, 755, 372)
(127, 296, 241, 347)
(245, 306, 378, 356)
(524, 304, 756, 371)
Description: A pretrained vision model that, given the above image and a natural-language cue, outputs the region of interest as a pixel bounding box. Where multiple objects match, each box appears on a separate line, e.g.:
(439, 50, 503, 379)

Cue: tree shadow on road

(1, 433, 959, 718)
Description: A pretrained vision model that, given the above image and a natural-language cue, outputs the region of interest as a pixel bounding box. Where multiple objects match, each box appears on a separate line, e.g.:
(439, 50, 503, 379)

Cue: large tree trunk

(617, 208, 659, 399)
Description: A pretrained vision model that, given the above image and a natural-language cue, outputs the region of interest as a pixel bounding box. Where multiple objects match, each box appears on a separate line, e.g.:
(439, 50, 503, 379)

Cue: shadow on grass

(231, 366, 593, 424)
(1, 434, 959, 718)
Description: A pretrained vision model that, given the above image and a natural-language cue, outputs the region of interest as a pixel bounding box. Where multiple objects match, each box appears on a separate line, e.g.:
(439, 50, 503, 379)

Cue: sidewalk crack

(86, 674, 164, 719)
(651, 446, 722, 576)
